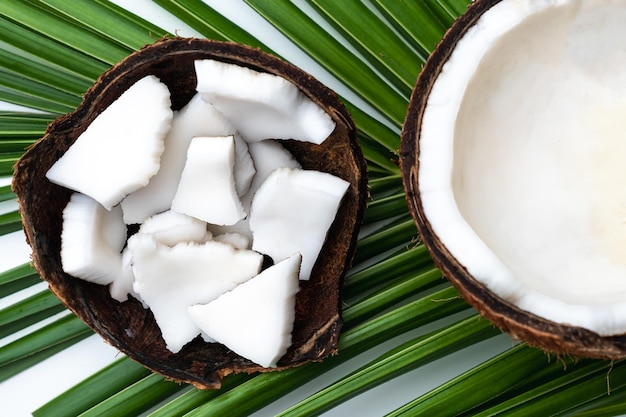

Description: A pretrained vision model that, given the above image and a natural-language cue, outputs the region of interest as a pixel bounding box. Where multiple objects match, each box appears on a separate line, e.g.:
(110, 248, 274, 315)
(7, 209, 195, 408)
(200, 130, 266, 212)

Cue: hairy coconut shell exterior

(12, 38, 367, 388)
(400, 0, 626, 359)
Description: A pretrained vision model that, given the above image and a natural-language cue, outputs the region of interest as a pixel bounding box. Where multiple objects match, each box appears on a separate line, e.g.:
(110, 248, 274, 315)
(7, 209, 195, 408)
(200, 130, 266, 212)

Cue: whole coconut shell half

(12, 37, 367, 389)
(401, 0, 626, 359)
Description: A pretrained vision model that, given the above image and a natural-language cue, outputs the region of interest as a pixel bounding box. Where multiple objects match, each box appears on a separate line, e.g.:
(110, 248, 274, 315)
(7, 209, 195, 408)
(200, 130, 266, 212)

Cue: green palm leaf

(0, 262, 40, 296)
(32, 357, 153, 417)
(0, 1, 620, 416)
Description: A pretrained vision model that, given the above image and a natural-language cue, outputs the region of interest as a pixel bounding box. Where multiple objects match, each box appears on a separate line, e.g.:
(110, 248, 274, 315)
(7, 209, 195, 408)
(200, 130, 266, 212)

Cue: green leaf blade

(0, 210, 22, 235)
(0, 0, 131, 65)
(307, 0, 422, 96)
(278, 315, 500, 417)
(0, 289, 64, 338)
(370, 0, 457, 56)
(31, 0, 169, 51)
(0, 15, 109, 84)
(152, 0, 266, 50)
(78, 373, 184, 417)
(33, 357, 151, 417)
(0, 314, 92, 383)
(244, 0, 408, 127)
(386, 344, 553, 417)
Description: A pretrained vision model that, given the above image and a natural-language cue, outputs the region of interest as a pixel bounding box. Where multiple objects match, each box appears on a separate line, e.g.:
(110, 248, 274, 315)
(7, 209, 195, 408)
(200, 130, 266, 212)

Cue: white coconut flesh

(120, 93, 255, 224)
(109, 247, 138, 303)
(207, 139, 302, 243)
(250, 167, 350, 281)
(52, 59, 348, 365)
(109, 210, 209, 303)
(212, 232, 250, 250)
(46, 75, 173, 210)
(138, 210, 208, 246)
(60, 193, 126, 285)
(419, 0, 626, 336)
(245, 140, 303, 207)
(128, 233, 264, 353)
(188, 253, 301, 368)
(195, 59, 336, 144)
(171, 135, 246, 226)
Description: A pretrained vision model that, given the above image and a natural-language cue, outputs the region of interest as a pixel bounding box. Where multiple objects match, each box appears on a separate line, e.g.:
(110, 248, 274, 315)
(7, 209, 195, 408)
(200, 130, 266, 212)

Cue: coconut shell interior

(12, 38, 368, 388)
(400, 0, 626, 359)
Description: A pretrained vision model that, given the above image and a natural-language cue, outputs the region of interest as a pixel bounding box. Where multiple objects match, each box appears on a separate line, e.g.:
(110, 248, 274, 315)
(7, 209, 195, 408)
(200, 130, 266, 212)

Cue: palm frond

(0, 1, 621, 416)
(32, 357, 153, 417)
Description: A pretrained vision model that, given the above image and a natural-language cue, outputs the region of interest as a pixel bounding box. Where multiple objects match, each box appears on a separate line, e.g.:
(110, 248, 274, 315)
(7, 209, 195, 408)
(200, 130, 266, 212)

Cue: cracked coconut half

(12, 38, 367, 389)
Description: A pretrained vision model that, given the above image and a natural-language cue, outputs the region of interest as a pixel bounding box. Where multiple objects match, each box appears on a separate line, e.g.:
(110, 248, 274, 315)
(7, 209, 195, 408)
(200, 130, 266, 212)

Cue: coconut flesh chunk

(207, 139, 302, 243)
(121, 93, 255, 224)
(128, 233, 264, 353)
(249, 167, 349, 280)
(213, 232, 250, 250)
(195, 59, 336, 144)
(110, 211, 208, 303)
(138, 210, 207, 246)
(171, 135, 246, 226)
(109, 246, 142, 304)
(418, 0, 626, 336)
(244, 140, 302, 208)
(60, 193, 126, 285)
(188, 253, 301, 368)
(46, 75, 172, 210)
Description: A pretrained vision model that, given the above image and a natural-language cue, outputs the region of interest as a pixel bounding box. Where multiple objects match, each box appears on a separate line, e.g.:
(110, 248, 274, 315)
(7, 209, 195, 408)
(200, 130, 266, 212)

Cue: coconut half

(401, 0, 626, 359)
(12, 38, 367, 388)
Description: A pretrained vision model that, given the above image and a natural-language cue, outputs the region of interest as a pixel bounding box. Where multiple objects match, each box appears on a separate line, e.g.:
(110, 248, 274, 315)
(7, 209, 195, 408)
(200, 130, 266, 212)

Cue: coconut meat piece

(249, 167, 349, 280)
(244, 140, 302, 208)
(171, 135, 246, 226)
(121, 93, 255, 224)
(419, 0, 626, 335)
(109, 246, 142, 304)
(128, 233, 264, 353)
(60, 193, 126, 285)
(138, 210, 207, 246)
(46, 75, 172, 210)
(195, 59, 335, 144)
(213, 232, 250, 250)
(207, 139, 302, 243)
(112, 210, 208, 304)
(188, 253, 301, 368)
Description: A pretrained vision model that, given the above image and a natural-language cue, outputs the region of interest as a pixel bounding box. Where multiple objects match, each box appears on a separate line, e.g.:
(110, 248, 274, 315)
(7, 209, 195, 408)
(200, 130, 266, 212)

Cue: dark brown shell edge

(12, 37, 368, 388)
(399, 0, 626, 359)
